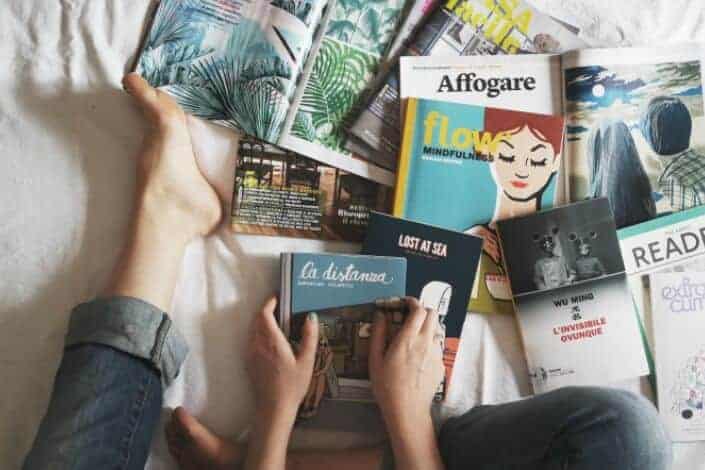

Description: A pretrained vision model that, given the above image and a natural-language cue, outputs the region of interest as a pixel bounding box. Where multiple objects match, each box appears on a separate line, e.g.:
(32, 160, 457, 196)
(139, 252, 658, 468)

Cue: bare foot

(165, 407, 244, 470)
(123, 73, 222, 238)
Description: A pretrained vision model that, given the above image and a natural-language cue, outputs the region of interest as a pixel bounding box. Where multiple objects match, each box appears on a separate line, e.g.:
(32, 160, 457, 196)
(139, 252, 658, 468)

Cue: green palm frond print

(326, 0, 406, 55)
(170, 56, 290, 142)
(292, 38, 376, 151)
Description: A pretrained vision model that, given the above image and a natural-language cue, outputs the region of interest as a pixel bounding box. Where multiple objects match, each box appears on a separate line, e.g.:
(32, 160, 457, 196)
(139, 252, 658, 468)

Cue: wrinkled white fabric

(1, 1, 704, 469)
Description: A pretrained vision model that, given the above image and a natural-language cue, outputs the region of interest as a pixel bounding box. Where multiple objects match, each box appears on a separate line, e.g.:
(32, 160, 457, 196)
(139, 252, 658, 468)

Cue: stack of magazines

(136, 0, 705, 441)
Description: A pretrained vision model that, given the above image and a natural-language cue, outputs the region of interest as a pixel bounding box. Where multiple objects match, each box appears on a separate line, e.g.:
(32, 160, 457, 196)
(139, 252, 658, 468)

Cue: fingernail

(375, 296, 403, 309)
(307, 312, 318, 322)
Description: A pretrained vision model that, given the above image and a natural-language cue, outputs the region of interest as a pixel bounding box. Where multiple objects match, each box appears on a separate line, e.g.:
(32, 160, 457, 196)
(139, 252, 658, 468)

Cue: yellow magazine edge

(393, 97, 418, 217)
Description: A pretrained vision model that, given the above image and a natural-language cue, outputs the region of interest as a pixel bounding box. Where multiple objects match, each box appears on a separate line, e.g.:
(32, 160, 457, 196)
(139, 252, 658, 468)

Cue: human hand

(369, 298, 444, 431)
(466, 225, 500, 264)
(245, 296, 319, 422)
(122, 73, 221, 241)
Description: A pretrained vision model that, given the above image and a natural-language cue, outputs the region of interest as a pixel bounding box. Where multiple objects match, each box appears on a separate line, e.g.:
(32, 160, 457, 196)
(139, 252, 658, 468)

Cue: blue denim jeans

(24, 297, 671, 470)
(23, 297, 188, 470)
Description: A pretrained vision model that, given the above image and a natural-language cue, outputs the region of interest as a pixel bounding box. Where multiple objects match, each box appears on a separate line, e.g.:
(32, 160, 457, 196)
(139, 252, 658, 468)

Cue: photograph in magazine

(500, 200, 625, 297)
(564, 53, 705, 228)
(231, 137, 392, 242)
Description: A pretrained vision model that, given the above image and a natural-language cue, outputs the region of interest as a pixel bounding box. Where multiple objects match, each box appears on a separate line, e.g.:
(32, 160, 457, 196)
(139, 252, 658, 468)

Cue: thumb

(123, 73, 162, 120)
(297, 313, 319, 369)
(369, 311, 388, 376)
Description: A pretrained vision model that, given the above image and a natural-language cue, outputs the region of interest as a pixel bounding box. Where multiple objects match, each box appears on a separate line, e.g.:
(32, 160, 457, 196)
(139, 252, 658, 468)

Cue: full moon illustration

(592, 84, 606, 98)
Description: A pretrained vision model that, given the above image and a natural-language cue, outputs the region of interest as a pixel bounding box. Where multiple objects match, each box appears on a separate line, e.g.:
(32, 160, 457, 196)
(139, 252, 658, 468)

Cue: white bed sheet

(2, 1, 705, 469)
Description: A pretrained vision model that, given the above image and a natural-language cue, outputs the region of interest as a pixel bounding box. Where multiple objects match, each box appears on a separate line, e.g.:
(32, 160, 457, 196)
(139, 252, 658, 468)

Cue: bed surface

(2, 1, 705, 468)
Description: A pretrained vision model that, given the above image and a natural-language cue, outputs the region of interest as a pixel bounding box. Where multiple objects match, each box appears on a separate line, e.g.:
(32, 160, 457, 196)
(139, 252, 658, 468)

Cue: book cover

(231, 136, 392, 242)
(395, 97, 565, 314)
(497, 199, 649, 393)
(279, 253, 406, 416)
(361, 212, 483, 396)
(617, 205, 705, 375)
(650, 271, 705, 442)
(346, 0, 584, 167)
(562, 44, 705, 227)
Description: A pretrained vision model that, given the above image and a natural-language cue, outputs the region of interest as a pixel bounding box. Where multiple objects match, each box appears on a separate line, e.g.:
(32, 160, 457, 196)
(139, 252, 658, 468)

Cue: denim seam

(119, 371, 153, 470)
(151, 314, 170, 371)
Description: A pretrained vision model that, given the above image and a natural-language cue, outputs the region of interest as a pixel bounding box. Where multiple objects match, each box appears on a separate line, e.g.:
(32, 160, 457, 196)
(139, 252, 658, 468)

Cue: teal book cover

(395, 97, 565, 314)
(279, 253, 406, 414)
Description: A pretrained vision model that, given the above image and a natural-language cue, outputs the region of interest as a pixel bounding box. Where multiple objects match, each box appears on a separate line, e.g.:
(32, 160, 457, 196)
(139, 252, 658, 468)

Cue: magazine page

(394, 97, 565, 314)
(497, 199, 649, 393)
(562, 44, 705, 229)
(277, 0, 411, 186)
(136, 0, 327, 143)
(346, 0, 585, 168)
(650, 271, 705, 442)
(617, 205, 705, 351)
(231, 136, 392, 242)
(386, 0, 439, 61)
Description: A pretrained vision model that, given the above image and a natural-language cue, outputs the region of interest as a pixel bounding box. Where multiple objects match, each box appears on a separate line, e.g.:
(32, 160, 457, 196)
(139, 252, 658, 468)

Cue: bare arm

(370, 298, 446, 470)
(243, 298, 318, 470)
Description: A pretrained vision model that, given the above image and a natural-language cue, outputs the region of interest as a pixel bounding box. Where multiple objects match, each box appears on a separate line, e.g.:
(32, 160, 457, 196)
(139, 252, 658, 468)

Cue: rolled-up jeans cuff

(65, 296, 189, 387)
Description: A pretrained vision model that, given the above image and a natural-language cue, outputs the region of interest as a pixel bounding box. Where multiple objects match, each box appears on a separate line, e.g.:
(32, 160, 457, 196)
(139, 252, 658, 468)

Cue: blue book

(279, 253, 406, 415)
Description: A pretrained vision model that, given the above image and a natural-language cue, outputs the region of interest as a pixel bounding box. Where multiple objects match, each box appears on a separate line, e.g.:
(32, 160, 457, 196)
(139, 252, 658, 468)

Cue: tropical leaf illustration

(292, 111, 316, 141)
(144, 0, 203, 51)
(292, 39, 376, 150)
(326, 0, 404, 55)
(270, 0, 316, 26)
(170, 56, 290, 141)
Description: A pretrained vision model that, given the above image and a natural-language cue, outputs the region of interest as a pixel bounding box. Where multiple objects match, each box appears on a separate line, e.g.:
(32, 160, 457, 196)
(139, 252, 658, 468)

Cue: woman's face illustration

(490, 126, 558, 201)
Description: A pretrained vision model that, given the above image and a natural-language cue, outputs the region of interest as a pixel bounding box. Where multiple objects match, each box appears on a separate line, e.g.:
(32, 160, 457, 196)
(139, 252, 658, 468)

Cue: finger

(297, 312, 319, 370)
(122, 72, 162, 119)
(369, 310, 388, 375)
(399, 297, 427, 338)
(420, 307, 439, 340)
(256, 296, 280, 331)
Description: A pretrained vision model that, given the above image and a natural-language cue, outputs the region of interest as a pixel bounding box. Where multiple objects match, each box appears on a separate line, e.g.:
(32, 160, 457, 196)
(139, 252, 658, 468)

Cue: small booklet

(616, 205, 705, 376)
(231, 136, 392, 242)
(496, 199, 649, 393)
(279, 253, 406, 417)
(650, 271, 705, 442)
(135, 0, 411, 186)
(394, 96, 565, 314)
(361, 212, 484, 397)
(345, 0, 585, 168)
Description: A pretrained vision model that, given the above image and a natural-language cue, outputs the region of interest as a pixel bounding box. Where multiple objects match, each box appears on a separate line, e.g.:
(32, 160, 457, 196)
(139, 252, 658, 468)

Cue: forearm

(385, 412, 444, 470)
(105, 193, 190, 312)
(244, 409, 297, 470)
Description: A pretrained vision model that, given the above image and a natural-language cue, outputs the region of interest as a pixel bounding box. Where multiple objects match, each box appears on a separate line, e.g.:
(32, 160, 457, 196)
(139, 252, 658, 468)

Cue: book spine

(280, 253, 292, 337)
(392, 98, 419, 217)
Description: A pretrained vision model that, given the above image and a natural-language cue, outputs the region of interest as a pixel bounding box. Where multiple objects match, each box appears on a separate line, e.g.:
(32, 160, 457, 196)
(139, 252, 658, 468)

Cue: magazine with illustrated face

(650, 271, 705, 442)
(497, 199, 649, 393)
(346, 0, 585, 168)
(135, 0, 411, 186)
(394, 97, 565, 314)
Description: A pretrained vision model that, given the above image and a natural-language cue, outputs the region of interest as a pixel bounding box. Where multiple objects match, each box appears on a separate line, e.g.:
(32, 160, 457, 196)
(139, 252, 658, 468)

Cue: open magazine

(135, 0, 411, 186)
(399, 44, 705, 231)
(345, 0, 585, 170)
